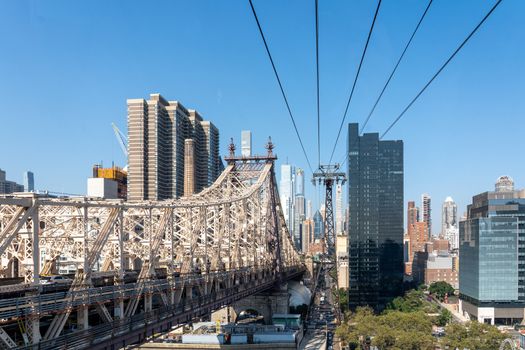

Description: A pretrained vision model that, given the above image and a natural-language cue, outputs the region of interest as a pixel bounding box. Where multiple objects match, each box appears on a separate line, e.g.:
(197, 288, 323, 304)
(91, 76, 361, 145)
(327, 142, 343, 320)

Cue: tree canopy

(336, 307, 435, 350)
(442, 321, 506, 350)
(336, 288, 506, 350)
(428, 281, 455, 301)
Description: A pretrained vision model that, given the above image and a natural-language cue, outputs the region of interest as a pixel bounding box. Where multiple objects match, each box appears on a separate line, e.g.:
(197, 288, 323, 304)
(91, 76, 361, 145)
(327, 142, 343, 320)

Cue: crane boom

(111, 123, 128, 158)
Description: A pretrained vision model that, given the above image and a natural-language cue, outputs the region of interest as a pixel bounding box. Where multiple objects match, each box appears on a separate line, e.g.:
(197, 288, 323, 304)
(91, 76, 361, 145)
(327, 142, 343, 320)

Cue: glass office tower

(459, 177, 525, 325)
(347, 123, 404, 311)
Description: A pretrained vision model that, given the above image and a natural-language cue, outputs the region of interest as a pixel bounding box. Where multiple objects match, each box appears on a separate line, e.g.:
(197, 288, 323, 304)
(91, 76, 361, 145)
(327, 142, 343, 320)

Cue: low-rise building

(92, 164, 127, 199)
(412, 245, 458, 288)
(425, 251, 458, 289)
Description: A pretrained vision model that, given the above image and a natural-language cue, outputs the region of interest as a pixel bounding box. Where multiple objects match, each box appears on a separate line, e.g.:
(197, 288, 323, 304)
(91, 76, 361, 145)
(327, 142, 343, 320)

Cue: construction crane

(111, 122, 127, 158)
(312, 164, 346, 258)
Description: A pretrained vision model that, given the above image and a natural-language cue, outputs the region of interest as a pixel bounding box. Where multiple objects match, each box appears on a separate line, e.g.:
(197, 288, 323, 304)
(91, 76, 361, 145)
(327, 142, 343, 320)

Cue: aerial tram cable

(248, 0, 315, 174)
(380, 0, 504, 139)
(328, 0, 382, 165)
(338, 0, 502, 169)
(315, 0, 321, 169)
(361, 0, 433, 134)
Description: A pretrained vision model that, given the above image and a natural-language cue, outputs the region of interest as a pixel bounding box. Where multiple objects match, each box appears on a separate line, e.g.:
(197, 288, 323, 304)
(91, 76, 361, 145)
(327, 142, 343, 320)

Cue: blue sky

(0, 0, 523, 234)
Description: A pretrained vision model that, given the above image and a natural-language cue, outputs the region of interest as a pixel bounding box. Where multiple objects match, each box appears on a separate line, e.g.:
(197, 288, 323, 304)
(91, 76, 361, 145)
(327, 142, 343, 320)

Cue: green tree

(333, 288, 349, 313)
(387, 289, 424, 312)
(336, 307, 377, 349)
(428, 281, 455, 301)
(435, 308, 452, 326)
(442, 321, 506, 350)
(336, 307, 436, 350)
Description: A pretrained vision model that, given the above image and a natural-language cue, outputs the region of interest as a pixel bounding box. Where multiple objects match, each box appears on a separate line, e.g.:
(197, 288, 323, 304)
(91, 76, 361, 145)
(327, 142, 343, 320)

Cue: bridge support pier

(212, 285, 290, 324)
(77, 305, 89, 330)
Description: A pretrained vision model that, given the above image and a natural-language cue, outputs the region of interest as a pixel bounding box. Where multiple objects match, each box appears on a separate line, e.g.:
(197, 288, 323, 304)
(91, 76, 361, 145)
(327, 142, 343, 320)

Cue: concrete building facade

(336, 234, 349, 289)
(127, 93, 221, 201)
(302, 219, 314, 253)
(87, 178, 119, 199)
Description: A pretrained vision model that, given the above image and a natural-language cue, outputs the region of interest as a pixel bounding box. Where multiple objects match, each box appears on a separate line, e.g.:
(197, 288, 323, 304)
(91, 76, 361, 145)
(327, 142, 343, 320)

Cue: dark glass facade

(459, 192, 525, 307)
(347, 123, 404, 311)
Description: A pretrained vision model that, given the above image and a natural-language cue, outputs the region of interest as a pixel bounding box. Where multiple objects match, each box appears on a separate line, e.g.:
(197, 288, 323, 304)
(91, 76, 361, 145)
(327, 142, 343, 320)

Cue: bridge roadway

(5, 265, 304, 349)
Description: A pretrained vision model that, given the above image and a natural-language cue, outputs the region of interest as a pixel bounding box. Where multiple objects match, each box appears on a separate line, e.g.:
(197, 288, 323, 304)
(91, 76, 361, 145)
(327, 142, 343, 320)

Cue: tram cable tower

(312, 164, 346, 259)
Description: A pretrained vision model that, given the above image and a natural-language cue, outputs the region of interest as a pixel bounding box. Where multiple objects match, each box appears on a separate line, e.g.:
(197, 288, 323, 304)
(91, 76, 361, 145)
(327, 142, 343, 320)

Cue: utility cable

(339, 0, 433, 171)
(248, 0, 315, 174)
(315, 0, 321, 169)
(381, 0, 504, 139)
(361, 0, 433, 134)
(328, 0, 382, 164)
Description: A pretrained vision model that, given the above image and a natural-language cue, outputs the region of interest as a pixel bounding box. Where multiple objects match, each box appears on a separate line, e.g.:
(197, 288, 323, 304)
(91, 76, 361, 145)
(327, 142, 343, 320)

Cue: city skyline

(0, 1, 523, 231)
(0, 1, 523, 347)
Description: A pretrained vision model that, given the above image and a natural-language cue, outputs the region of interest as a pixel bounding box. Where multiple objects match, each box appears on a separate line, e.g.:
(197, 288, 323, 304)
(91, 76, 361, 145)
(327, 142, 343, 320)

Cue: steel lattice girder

(0, 161, 302, 345)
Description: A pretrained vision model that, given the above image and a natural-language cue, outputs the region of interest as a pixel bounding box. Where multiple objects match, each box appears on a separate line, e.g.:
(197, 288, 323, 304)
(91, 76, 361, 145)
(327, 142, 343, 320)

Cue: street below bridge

(300, 264, 339, 350)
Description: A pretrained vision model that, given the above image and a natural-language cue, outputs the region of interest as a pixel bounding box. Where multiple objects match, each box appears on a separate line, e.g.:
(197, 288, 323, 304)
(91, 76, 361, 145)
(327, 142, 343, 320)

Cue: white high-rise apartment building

(127, 93, 221, 201)
(241, 130, 251, 157)
(442, 196, 458, 250)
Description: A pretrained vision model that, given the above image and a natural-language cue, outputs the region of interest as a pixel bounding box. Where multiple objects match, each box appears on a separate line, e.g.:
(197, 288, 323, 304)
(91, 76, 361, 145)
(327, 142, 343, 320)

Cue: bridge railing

(17, 265, 305, 350)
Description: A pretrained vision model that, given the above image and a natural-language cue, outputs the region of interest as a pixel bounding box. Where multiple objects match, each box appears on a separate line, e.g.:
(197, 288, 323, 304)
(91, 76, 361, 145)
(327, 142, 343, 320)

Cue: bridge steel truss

(0, 160, 303, 349)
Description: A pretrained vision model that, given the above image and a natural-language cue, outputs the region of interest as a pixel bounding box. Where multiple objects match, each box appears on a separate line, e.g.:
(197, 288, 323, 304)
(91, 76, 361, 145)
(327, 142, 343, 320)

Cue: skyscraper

(302, 218, 314, 253)
(23, 171, 34, 192)
(459, 176, 525, 325)
(347, 123, 404, 310)
(442, 196, 458, 250)
(293, 168, 306, 249)
(241, 130, 252, 158)
(422, 193, 432, 236)
(313, 210, 324, 240)
(127, 93, 220, 201)
(279, 164, 294, 236)
(306, 200, 313, 219)
(295, 168, 304, 196)
(405, 200, 421, 275)
(201, 121, 221, 186)
(407, 201, 419, 235)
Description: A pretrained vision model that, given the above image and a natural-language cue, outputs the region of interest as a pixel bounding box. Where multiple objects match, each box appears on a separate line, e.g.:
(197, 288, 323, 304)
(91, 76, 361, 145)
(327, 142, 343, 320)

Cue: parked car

(40, 275, 73, 285)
